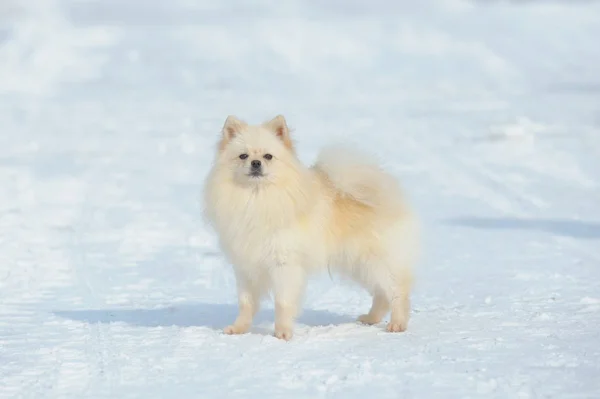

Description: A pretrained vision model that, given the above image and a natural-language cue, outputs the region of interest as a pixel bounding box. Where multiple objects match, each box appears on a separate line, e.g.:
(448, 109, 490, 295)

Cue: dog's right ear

(219, 115, 246, 150)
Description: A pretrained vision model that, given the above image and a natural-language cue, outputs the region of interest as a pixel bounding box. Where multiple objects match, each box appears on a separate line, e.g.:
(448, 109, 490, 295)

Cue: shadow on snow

(446, 217, 600, 239)
(54, 302, 355, 329)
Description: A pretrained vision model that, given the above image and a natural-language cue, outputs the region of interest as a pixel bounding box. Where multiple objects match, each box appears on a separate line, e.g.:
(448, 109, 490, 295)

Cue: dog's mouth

(247, 171, 265, 178)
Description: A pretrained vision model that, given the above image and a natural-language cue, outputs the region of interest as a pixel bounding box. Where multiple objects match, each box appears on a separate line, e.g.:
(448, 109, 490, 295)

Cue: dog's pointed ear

(222, 115, 246, 140)
(263, 115, 294, 150)
(219, 115, 246, 150)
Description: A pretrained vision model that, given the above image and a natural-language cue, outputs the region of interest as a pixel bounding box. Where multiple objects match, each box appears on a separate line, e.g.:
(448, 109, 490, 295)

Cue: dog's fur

(203, 115, 419, 340)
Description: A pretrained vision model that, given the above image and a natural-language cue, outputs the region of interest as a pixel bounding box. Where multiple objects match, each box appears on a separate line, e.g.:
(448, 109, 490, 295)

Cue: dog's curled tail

(313, 146, 405, 210)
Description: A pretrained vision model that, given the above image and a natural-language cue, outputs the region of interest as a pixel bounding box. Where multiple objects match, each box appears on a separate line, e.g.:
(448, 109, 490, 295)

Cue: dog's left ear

(263, 115, 294, 151)
(219, 115, 246, 151)
(222, 115, 246, 140)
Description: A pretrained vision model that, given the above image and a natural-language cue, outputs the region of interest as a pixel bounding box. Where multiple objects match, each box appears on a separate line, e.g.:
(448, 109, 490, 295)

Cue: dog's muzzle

(249, 159, 263, 177)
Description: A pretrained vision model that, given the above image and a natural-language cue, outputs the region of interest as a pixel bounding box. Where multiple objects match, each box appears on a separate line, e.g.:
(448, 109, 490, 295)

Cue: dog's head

(215, 115, 297, 187)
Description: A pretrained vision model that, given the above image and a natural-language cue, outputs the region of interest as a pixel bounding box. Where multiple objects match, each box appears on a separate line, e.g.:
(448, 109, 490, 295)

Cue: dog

(203, 115, 419, 340)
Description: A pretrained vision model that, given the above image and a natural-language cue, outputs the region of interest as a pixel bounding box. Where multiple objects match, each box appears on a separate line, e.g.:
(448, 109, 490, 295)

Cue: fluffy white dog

(203, 115, 419, 340)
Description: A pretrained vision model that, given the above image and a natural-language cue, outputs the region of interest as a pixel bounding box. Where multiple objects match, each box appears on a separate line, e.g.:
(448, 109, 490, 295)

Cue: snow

(1, 0, 599, 397)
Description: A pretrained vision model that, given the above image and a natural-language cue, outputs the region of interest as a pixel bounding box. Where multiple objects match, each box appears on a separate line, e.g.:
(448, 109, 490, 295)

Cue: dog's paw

(223, 324, 249, 335)
(386, 321, 407, 333)
(357, 314, 381, 325)
(274, 326, 293, 341)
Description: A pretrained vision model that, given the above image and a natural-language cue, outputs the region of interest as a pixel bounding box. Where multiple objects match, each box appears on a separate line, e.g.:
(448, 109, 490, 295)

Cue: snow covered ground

(1, 0, 599, 397)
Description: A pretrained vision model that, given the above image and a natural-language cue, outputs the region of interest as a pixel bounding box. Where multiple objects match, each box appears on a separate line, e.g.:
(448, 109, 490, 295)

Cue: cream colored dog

(203, 115, 418, 340)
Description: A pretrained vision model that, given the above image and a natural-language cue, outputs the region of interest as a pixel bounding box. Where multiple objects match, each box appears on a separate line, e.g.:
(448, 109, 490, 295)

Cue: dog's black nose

(251, 160, 261, 169)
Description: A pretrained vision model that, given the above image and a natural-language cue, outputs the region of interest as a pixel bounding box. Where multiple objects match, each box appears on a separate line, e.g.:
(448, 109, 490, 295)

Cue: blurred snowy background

(1, 0, 599, 397)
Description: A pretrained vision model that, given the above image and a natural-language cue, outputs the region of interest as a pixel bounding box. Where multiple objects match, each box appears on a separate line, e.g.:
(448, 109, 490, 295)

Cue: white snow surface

(1, 0, 600, 397)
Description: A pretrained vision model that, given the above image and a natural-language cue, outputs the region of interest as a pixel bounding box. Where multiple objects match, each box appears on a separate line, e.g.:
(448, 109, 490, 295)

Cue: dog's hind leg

(357, 290, 389, 325)
(384, 267, 413, 332)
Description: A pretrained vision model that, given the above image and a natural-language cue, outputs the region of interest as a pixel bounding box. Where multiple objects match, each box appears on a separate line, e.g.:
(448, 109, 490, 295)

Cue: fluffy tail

(313, 146, 405, 210)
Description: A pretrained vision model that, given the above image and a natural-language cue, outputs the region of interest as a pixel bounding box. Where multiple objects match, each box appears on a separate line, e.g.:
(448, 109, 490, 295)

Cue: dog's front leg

(270, 262, 306, 341)
(224, 274, 260, 335)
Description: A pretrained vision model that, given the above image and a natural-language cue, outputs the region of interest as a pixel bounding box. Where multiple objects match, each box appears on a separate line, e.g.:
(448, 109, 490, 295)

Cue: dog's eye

(239, 154, 248, 160)
(263, 154, 273, 160)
